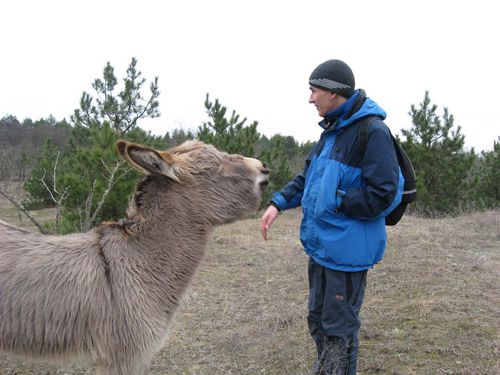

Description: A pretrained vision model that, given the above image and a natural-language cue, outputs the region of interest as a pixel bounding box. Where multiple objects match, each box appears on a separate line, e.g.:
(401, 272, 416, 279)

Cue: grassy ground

(0, 193, 498, 374)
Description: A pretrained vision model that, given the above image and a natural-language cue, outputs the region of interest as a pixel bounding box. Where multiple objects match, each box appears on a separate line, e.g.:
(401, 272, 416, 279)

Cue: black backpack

(358, 116, 417, 226)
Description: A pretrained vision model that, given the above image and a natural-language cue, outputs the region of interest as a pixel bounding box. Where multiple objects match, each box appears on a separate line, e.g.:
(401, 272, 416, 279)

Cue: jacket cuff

(270, 201, 281, 212)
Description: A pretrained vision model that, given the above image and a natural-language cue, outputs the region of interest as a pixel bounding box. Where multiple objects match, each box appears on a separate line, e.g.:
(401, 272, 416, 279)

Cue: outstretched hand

(260, 205, 279, 241)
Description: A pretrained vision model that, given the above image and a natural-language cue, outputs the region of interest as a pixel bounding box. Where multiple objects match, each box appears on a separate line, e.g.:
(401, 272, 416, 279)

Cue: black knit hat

(309, 59, 355, 98)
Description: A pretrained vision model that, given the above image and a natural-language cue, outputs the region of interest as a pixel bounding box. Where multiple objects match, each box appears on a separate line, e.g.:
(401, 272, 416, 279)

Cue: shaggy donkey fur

(0, 140, 269, 374)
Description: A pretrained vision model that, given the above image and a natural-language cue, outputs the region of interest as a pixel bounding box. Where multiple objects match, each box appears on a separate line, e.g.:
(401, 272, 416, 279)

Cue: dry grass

(0, 199, 498, 374)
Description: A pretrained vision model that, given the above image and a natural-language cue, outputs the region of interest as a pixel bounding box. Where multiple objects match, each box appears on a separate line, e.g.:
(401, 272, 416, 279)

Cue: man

(260, 59, 403, 374)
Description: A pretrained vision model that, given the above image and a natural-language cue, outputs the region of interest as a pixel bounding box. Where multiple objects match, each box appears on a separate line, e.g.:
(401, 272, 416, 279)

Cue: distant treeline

(0, 115, 71, 181)
(0, 58, 498, 233)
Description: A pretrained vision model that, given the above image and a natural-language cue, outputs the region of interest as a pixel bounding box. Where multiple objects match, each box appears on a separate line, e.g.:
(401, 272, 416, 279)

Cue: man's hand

(260, 205, 279, 241)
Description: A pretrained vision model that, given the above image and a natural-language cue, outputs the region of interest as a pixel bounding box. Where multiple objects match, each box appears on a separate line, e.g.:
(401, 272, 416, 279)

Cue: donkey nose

(261, 162, 269, 174)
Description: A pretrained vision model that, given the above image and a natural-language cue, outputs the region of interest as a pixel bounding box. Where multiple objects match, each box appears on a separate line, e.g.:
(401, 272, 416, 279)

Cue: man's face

(309, 86, 338, 117)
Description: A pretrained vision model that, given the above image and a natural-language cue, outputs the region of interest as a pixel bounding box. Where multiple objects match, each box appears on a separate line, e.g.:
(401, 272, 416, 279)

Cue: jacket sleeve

(339, 120, 402, 218)
(270, 143, 317, 211)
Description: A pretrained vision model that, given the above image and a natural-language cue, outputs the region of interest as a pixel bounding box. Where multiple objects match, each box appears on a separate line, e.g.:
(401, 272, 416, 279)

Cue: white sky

(1, 0, 498, 151)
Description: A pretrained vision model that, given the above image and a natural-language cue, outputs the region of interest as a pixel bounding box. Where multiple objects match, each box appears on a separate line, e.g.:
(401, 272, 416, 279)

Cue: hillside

(0, 209, 498, 374)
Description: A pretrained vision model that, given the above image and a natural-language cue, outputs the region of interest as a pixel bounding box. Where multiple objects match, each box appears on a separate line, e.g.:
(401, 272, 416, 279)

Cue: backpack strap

(356, 115, 379, 166)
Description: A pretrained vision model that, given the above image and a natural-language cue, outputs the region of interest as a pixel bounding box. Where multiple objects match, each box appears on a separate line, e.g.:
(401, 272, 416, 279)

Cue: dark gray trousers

(307, 258, 367, 375)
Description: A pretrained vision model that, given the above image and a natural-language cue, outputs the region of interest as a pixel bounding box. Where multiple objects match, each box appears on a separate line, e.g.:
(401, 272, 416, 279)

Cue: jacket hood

(319, 89, 387, 131)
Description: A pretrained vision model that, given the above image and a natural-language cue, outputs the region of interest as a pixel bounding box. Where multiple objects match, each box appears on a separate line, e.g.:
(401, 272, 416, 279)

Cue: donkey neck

(99, 190, 214, 316)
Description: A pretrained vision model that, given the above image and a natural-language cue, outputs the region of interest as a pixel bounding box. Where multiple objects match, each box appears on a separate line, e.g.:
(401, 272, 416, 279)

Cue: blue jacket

(271, 90, 404, 271)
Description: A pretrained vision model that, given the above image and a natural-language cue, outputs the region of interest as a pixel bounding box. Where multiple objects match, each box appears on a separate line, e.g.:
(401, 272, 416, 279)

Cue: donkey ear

(116, 140, 180, 181)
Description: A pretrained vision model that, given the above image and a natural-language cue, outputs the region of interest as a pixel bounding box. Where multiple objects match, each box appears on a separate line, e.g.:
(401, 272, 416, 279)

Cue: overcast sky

(1, 0, 498, 151)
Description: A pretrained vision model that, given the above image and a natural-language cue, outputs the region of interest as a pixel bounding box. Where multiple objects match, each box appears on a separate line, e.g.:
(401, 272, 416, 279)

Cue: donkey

(0, 140, 269, 374)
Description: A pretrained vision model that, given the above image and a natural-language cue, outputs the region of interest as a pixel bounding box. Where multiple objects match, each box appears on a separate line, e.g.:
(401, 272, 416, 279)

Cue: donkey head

(116, 140, 269, 226)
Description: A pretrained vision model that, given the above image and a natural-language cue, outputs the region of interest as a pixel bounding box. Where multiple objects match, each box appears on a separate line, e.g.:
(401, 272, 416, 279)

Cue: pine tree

(72, 57, 160, 135)
(25, 58, 161, 233)
(23, 139, 61, 209)
(259, 137, 294, 208)
(401, 91, 475, 214)
(472, 137, 500, 208)
(197, 94, 259, 156)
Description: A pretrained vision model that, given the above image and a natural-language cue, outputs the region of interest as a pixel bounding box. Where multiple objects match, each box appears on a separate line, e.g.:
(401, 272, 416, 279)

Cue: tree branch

(39, 151, 70, 232)
(83, 179, 97, 232)
(88, 159, 125, 226)
(82, 159, 128, 232)
(0, 188, 49, 234)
